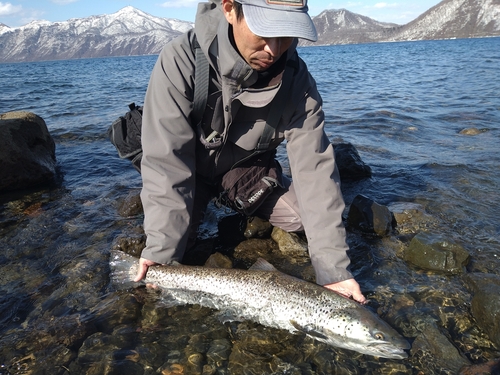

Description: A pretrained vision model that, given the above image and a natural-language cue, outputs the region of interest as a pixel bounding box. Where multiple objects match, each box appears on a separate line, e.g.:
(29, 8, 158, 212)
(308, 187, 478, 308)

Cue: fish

(110, 250, 410, 359)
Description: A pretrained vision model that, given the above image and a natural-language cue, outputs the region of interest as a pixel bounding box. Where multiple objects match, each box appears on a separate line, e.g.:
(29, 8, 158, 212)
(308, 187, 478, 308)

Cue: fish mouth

(367, 343, 410, 359)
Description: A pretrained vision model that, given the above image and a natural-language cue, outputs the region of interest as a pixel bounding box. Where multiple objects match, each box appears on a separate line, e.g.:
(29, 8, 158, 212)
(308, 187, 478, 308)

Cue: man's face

(223, 0, 294, 71)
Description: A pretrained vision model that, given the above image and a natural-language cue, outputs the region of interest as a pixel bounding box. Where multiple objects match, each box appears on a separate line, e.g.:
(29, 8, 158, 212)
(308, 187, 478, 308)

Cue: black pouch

(218, 151, 283, 216)
(108, 103, 143, 172)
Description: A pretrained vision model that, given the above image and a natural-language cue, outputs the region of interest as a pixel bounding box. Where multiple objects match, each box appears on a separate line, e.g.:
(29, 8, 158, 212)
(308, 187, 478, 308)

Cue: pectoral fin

(290, 320, 328, 340)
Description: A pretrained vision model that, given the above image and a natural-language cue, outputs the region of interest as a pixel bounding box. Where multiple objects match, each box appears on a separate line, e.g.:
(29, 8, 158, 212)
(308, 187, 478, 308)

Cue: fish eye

(374, 332, 385, 340)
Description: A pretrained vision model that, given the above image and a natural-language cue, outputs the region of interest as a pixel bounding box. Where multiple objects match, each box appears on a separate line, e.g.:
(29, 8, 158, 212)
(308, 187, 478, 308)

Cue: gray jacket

(140, 1, 354, 285)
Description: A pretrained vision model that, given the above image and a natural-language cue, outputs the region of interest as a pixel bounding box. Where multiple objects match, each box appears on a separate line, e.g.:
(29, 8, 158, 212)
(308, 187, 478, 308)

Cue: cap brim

(242, 4, 318, 42)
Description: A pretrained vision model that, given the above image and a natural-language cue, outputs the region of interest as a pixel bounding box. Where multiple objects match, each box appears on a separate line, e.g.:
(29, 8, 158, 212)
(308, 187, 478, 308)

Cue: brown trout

(110, 250, 410, 359)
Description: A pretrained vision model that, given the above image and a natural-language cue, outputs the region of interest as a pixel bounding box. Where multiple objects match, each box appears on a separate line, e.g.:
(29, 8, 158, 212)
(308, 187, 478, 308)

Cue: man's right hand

(324, 278, 367, 304)
(134, 257, 159, 282)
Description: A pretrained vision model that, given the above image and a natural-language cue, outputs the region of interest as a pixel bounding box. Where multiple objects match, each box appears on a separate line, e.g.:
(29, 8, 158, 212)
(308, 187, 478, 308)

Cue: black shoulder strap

(255, 57, 298, 151)
(192, 34, 210, 127)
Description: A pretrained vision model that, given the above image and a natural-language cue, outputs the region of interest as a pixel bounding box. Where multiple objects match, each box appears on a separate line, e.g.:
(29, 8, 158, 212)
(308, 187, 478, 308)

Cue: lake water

(0, 37, 499, 374)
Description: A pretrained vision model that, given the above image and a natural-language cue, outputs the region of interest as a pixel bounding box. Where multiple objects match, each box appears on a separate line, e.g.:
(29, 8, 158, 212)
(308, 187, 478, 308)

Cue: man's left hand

(324, 278, 367, 304)
(134, 257, 159, 282)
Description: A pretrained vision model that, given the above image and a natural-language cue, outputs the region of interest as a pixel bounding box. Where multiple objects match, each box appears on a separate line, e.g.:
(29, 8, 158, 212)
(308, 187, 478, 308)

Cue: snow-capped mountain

(302, 0, 500, 46)
(0, 6, 193, 63)
(301, 9, 399, 46)
(0, 0, 499, 63)
(388, 0, 500, 41)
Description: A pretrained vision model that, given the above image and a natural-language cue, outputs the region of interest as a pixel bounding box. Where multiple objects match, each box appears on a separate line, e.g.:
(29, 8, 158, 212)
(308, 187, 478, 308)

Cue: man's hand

(324, 278, 367, 304)
(134, 257, 159, 282)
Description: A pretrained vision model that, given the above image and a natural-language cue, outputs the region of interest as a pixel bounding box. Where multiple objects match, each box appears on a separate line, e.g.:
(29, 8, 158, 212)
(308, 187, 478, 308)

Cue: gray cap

(236, 0, 317, 42)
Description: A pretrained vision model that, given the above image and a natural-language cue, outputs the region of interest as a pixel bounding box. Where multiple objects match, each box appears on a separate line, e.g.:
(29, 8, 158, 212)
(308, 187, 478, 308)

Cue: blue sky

(1, 0, 442, 28)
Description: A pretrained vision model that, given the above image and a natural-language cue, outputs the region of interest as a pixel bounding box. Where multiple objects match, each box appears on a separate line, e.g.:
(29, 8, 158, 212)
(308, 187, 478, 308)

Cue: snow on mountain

(1, 1, 499, 63)
(0, 23, 11, 34)
(388, 0, 500, 41)
(0, 6, 193, 63)
(301, 9, 399, 46)
(303, 0, 500, 46)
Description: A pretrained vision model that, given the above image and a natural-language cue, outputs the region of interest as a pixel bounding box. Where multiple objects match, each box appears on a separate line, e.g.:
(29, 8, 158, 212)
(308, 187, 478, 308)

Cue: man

(134, 0, 366, 304)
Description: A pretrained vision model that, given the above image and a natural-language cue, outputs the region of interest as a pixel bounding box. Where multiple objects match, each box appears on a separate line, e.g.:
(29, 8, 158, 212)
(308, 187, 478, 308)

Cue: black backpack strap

(192, 35, 210, 128)
(255, 57, 297, 151)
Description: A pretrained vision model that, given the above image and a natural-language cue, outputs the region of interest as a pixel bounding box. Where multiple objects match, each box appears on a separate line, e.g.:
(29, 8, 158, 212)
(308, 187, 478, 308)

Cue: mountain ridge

(302, 0, 500, 46)
(1, 1, 499, 63)
(0, 6, 193, 62)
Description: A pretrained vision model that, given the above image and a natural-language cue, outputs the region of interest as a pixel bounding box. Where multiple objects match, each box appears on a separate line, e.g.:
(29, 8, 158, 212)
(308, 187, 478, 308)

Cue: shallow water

(1, 37, 499, 374)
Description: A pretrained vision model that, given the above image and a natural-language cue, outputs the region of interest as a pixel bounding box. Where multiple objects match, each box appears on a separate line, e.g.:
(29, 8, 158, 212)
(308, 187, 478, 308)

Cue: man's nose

(263, 38, 282, 57)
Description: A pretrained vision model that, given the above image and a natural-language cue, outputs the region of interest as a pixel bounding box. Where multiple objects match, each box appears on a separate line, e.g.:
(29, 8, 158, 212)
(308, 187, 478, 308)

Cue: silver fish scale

(111, 251, 409, 358)
(146, 264, 360, 335)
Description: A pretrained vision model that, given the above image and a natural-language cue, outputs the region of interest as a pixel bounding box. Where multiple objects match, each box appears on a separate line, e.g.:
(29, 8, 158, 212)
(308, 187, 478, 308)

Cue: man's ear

(222, 0, 236, 25)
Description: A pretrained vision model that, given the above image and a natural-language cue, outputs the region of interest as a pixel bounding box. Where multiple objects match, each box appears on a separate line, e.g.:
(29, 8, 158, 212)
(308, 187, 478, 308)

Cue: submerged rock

(403, 232, 470, 274)
(458, 127, 488, 135)
(0, 111, 57, 192)
(92, 292, 142, 332)
(388, 202, 437, 235)
(464, 273, 500, 347)
(347, 194, 395, 237)
(411, 320, 470, 374)
(227, 322, 303, 375)
(458, 358, 500, 375)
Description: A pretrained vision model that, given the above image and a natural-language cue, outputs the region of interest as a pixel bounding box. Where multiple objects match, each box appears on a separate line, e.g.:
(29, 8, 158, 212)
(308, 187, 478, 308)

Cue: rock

(76, 332, 120, 365)
(347, 194, 394, 236)
(403, 232, 470, 274)
(206, 338, 232, 364)
(464, 273, 500, 347)
(2, 345, 75, 375)
(0, 111, 57, 192)
(101, 355, 145, 375)
(411, 321, 470, 374)
(459, 127, 487, 135)
(186, 352, 204, 374)
(233, 238, 276, 266)
(388, 202, 437, 234)
(271, 227, 309, 259)
(333, 142, 372, 180)
(159, 363, 185, 375)
(117, 190, 143, 217)
(112, 235, 146, 258)
(92, 292, 142, 333)
(458, 357, 500, 375)
(227, 322, 302, 375)
(244, 217, 273, 238)
(204, 252, 233, 269)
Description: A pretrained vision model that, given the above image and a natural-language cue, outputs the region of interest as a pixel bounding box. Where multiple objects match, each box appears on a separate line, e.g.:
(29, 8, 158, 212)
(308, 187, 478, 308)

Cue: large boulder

(0, 111, 56, 192)
(403, 232, 470, 275)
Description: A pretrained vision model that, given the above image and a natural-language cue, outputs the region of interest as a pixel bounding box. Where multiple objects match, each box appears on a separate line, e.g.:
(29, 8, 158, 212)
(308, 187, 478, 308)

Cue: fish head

(322, 305, 411, 359)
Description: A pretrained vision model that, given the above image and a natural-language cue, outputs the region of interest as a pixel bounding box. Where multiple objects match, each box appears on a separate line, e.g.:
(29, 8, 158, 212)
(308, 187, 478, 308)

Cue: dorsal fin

(248, 258, 278, 272)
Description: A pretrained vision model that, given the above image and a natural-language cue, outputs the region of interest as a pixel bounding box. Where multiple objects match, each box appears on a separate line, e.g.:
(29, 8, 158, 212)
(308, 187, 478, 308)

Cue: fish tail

(109, 249, 139, 289)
